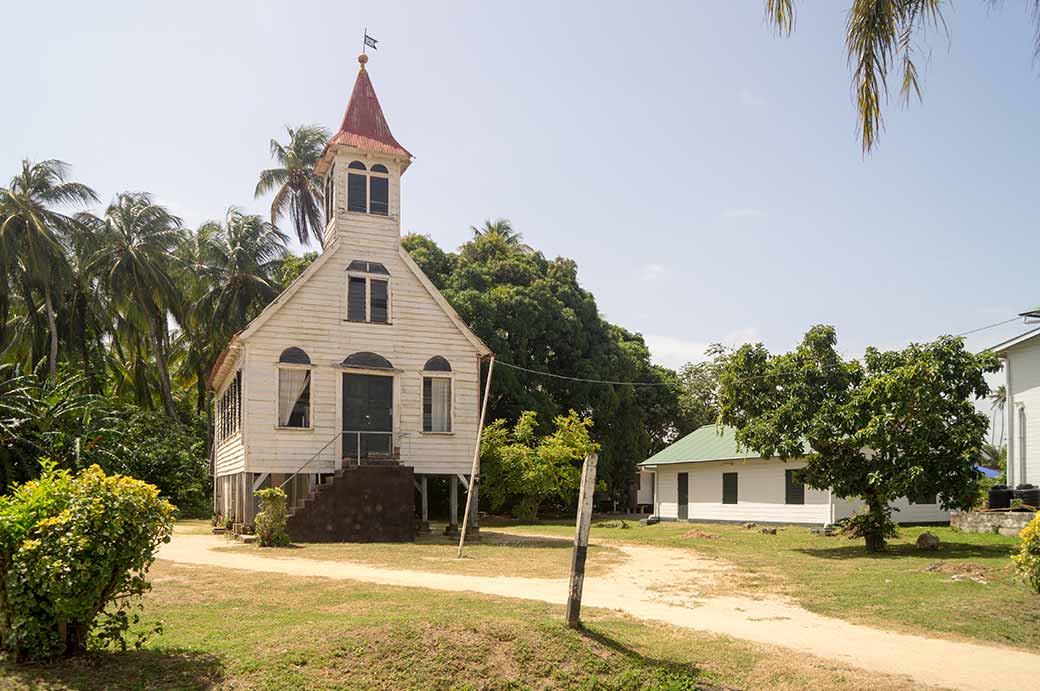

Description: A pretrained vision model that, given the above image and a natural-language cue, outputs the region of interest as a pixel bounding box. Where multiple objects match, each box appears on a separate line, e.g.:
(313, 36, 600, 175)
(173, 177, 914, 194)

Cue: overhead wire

(491, 316, 1025, 388)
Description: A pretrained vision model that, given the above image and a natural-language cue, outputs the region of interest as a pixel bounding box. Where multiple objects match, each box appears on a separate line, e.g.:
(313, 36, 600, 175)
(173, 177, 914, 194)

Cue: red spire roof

(326, 56, 411, 160)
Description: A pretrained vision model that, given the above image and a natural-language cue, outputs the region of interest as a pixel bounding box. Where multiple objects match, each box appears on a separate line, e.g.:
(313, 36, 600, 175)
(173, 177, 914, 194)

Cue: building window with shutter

(215, 370, 242, 446)
(277, 348, 312, 429)
(722, 472, 738, 504)
(785, 468, 805, 505)
(370, 164, 389, 215)
(422, 357, 452, 433)
(323, 162, 335, 222)
(345, 260, 391, 324)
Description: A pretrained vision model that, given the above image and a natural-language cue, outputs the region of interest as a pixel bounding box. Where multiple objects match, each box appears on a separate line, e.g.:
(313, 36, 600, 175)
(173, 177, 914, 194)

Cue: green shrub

(254, 487, 290, 547)
(1013, 513, 1040, 593)
(0, 461, 174, 660)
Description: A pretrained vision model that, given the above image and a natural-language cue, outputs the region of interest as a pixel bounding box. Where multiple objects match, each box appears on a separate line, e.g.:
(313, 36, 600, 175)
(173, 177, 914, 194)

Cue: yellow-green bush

(1013, 513, 1040, 593)
(254, 487, 290, 547)
(0, 461, 174, 660)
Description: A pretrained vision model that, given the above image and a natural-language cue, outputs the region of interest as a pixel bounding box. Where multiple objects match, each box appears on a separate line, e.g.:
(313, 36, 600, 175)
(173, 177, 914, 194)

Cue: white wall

(653, 458, 951, 525)
(832, 495, 951, 524)
(654, 458, 830, 525)
(1008, 338, 1040, 487)
(636, 470, 654, 505)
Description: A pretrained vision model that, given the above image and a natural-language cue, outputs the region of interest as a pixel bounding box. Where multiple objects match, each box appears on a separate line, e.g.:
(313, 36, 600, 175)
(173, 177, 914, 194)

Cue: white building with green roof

(639, 425, 950, 526)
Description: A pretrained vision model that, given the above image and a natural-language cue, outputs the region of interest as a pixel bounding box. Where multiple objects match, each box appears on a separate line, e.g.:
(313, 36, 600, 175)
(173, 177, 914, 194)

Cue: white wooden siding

(636, 470, 654, 505)
(231, 147, 484, 478)
(1007, 337, 1040, 486)
(652, 457, 950, 524)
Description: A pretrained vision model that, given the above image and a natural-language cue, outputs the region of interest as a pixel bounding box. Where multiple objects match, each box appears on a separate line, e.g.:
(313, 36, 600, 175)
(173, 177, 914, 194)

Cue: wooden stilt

(445, 474, 459, 536)
(420, 475, 430, 532)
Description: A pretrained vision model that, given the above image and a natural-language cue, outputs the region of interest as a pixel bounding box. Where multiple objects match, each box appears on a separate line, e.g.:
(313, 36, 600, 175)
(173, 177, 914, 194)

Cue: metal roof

(989, 326, 1040, 355)
(324, 57, 411, 162)
(639, 424, 763, 466)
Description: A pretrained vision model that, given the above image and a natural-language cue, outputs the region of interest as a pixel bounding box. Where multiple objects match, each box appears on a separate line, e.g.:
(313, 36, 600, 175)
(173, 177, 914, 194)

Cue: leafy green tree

(765, 1, 1040, 152)
(275, 251, 318, 289)
(979, 442, 1007, 474)
(480, 410, 600, 520)
(718, 325, 999, 551)
(675, 343, 732, 435)
(0, 160, 97, 380)
(255, 125, 329, 247)
(85, 193, 185, 419)
(405, 226, 679, 503)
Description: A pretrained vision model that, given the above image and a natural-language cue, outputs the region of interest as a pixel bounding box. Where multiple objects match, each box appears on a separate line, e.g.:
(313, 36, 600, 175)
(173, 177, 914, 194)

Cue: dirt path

(159, 531, 1040, 691)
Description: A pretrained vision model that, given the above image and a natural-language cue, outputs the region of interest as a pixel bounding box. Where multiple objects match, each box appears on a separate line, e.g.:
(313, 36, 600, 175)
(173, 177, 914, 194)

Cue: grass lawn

(208, 522, 624, 579)
(0, 560, 934, 691)
(493, 517, 1040, 649)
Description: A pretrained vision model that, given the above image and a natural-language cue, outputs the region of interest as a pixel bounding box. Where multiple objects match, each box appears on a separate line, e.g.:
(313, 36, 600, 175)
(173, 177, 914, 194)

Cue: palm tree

(87, 193, 185, 419)
(990, 384, 1007, 446)
(0, 160, 97, 380)
(255, 125, 329, 248)
(979, 442, 1007, 473)
(196, 208, 288, 338)
(470, 218, 522, 245)
(765, 1, 1040, 152)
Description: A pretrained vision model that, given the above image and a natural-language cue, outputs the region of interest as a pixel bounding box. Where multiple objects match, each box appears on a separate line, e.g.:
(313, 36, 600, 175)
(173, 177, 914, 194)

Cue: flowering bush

(0, 461, 174, 660)
(1013, 513, 1040, 593)
(254, 487, 290, 547)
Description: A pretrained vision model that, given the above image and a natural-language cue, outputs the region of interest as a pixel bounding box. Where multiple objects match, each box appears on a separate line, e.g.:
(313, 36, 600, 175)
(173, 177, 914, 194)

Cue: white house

(208, 54, 492, 537)
(640, 425, 950, 526)
(992, 315, 1040, 488)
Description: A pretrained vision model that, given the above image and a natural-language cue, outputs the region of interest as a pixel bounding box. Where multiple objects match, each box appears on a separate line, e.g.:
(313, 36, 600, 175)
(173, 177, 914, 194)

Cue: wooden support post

(420, 476, 430, 532)
(566, 452, 598, 629)
(445, 474, 459, 535)
(458, 356, 495, 556)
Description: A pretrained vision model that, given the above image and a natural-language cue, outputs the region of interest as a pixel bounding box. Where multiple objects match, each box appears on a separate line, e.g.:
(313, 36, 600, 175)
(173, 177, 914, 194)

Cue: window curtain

(429, 377, 451, 432)
(279, 369, 310, 427)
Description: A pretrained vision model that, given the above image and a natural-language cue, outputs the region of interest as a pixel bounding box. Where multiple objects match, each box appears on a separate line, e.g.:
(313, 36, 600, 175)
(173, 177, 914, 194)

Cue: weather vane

(363, 30, 378, 54)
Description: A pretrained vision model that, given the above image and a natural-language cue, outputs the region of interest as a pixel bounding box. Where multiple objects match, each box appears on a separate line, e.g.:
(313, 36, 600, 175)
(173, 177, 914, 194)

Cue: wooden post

(446, 474, 459, 534)
(457, 356, 495, 557)
(420, 476, 430, 532)
(566, 452, 598, 629)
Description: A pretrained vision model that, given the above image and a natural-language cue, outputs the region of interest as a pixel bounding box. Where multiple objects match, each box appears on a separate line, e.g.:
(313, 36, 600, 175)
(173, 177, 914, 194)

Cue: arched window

(347, 160, 367, 212)
(423, 356, 451, 372)
(342, 352, 394, 370)
(422, 356, 453, 433)
(277, 348, 311, 428)
(279, 347, 311, 365)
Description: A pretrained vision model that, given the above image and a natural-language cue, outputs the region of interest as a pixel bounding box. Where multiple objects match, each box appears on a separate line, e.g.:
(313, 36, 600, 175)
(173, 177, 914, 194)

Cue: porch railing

(342, 430, 396, 465)
(278, 432, 340, 510)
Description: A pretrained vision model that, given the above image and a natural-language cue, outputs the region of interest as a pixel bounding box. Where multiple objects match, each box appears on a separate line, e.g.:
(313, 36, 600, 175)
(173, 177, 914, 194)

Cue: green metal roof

(639, 424, 761, 466)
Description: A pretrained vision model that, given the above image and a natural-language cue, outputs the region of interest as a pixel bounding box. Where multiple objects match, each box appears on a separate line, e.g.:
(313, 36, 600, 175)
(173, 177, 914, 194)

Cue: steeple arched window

(345, 160, 390, 216)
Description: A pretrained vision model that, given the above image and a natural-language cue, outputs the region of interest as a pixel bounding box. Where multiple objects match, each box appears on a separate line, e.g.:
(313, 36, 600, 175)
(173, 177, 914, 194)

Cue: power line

(492, 315, 1025, 389)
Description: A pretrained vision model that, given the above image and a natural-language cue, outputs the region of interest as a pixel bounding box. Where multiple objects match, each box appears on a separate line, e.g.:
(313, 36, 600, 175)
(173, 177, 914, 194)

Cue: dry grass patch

(0, 561, 942, 691)
(211, 527, 625, 579)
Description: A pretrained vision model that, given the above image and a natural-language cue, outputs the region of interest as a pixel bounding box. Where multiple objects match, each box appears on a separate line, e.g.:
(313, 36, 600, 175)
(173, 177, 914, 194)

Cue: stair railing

(278, 432, 341, 509)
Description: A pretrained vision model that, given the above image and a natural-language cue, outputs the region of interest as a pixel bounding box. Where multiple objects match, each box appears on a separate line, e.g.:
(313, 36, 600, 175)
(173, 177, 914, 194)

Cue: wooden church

(209, 53, 492, 541)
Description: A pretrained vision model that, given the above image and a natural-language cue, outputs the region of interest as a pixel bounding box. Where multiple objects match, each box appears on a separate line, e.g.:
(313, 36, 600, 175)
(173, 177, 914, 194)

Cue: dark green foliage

(275, 250, 318, 289)
(403, 229, 681, 505)
(0, 461, 174, 660)
(0, 365, 210, 516)
(719, 325, 1000, 551)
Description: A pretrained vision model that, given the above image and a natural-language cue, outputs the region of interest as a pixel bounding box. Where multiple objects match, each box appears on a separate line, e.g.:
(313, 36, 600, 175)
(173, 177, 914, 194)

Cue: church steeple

(316, 54, 410, 250)
(316, 54, 411, 176)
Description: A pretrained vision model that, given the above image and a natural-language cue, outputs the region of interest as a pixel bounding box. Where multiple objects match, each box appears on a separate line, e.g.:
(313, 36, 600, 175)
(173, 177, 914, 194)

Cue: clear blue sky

(3, 1, 1038, 371)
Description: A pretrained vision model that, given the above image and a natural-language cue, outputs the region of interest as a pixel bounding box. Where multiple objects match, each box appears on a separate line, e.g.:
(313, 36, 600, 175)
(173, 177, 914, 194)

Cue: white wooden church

(209, 53, 492, 540)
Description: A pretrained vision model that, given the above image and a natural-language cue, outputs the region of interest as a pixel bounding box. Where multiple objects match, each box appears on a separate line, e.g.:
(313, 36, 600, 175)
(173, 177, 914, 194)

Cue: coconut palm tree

(991, 384, 1007, 446)
(86, 193, 185, 419)
(255, 125, 329, 248)
(195, 208, 288, 338)
(470, 218, 522, 244)
(765, 1, 1040, 152)
(0, 160, 97, 380)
